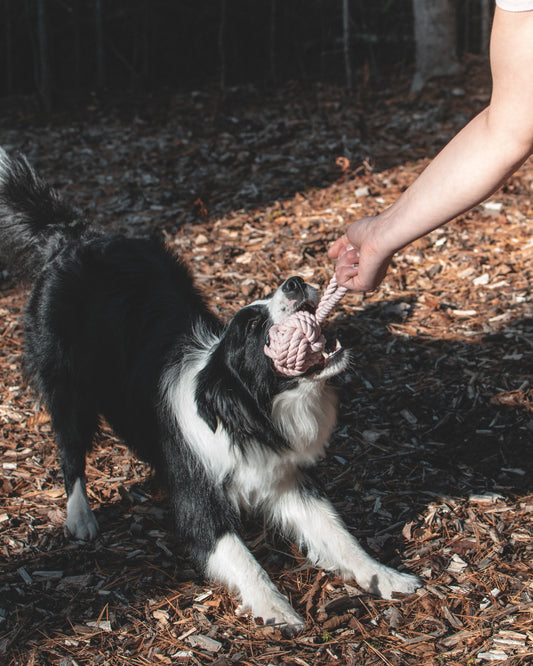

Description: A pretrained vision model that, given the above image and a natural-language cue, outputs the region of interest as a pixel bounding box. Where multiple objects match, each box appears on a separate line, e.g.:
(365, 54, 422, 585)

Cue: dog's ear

(195, 362, 287, 454)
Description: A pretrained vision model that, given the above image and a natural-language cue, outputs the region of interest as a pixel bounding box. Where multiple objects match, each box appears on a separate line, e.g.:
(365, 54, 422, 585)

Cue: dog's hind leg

(64, 476, 99, 540)
(47, 388, 100, 541)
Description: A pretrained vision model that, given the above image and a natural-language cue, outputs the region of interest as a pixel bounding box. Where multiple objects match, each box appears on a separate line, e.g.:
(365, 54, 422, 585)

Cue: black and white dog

(0, 150, 419, 631)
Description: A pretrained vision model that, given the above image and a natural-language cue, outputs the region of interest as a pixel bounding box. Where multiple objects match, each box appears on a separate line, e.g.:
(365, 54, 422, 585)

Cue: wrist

(372, 187, 439, 256)
(368, 206, 407, 257)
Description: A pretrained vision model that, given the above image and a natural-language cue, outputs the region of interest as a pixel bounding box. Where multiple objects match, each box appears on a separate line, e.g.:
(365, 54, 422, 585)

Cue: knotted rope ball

(264, 275, 347, 376)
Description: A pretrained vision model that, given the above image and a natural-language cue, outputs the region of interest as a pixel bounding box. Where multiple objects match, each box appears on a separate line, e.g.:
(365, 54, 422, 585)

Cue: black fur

(195, 304, 291, 453)
(0, 152, 93, 278)
(0, 150, 422, 628)
(0, 150, 295, 569)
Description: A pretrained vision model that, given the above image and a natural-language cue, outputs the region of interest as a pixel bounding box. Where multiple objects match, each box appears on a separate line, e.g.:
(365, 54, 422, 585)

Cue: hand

(329, 216, 394, 292)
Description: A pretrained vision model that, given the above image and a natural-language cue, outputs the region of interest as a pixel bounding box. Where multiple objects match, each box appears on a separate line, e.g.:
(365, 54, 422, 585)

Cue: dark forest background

(1, 0, 489, 108)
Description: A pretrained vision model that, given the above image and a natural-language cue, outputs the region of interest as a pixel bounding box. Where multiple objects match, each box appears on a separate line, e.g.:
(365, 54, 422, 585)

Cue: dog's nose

(282, 276, 304, 295)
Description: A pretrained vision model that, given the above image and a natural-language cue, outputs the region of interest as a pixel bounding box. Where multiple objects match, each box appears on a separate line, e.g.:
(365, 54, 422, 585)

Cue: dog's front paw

(237, 592, 305, 635)
(358, 565, 421, 600)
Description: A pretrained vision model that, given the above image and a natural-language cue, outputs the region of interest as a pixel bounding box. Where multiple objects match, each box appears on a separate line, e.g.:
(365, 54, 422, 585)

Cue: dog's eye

(247, 318, 259, 332)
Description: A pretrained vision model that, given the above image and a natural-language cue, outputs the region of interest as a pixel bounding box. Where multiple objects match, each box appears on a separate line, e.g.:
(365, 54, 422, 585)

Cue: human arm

(329, 6, 533, 291)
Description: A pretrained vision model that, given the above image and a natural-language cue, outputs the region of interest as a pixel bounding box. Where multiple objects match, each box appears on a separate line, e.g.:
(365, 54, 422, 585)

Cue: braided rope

(264, 275, 347, 376)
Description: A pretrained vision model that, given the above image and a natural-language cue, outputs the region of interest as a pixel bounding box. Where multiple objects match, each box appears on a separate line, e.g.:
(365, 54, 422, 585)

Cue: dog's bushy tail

(0, 148, 91, 280)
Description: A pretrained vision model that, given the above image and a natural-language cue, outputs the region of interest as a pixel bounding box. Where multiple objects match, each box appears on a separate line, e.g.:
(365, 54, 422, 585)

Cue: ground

(1, 57, 532, 665)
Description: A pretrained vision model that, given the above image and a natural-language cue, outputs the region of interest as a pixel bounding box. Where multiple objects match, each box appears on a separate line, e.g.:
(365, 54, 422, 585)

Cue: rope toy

(264, 275, 347, 376)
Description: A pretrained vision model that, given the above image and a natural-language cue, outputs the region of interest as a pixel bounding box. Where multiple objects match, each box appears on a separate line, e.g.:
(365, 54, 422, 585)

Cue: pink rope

(264, 275, 347, 376)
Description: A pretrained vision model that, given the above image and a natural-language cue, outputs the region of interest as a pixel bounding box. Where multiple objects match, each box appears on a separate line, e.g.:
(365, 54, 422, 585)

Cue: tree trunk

(142, 0, 151, 86)
(411, 0, 459, 94)
(72, 0, 81, 88)
(480, 0, 491, 55)
(95, 0, 105, 90)
(342, 0, 353, 90)
(37, 0, 52, 111)
(463, 0, 471, 54)
(4, 0, 13, 96)
(218, 0, 227, 91)
(269, 0, 277, 85)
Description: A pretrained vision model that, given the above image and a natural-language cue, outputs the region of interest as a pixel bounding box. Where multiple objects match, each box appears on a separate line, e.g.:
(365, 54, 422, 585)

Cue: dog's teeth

(321, 339, 343, 363)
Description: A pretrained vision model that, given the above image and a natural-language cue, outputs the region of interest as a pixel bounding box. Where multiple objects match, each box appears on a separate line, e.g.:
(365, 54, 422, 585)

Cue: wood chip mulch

(1, 57, 532, 664)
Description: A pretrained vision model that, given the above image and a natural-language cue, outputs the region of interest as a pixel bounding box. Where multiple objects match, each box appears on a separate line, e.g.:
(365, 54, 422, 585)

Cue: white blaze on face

(252, 283, 320, 325)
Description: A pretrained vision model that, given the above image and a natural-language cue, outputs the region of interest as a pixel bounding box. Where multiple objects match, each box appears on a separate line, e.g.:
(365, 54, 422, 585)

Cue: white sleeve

(496, 0, 533, 10)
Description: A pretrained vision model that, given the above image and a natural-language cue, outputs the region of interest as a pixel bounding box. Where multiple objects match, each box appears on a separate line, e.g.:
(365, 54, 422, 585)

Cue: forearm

(376, 106, 533, 254)
(330, 7, 533, 292)
(377, 6, 533, 254)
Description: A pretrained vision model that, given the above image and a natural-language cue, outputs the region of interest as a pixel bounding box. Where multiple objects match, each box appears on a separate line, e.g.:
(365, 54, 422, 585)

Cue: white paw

(237, 593, 305, 634)
(64, 505, 100, 541)
(357, 565, 421, 599)
(64, 478, 100, 541)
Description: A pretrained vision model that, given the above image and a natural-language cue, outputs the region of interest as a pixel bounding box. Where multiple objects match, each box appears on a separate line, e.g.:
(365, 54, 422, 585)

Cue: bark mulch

(1, 57, 532, 664)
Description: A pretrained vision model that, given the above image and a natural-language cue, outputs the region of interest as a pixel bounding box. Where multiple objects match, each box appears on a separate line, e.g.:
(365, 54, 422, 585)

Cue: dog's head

(263, 276, 347, 379)
(195, 277, 348, 452)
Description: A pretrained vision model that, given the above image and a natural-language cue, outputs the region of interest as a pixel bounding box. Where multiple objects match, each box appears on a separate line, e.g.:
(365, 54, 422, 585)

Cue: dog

(0, 149, 420, 632)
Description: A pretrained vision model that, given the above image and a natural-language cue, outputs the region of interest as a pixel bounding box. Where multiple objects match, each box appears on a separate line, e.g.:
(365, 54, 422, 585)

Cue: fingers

(329, 216, 392, 291)
(334, 245, 361, 290)
(336, 266, 380, 292)
(336, 263, 360, 291)
(329, 218, 370, 261)
(333, 239, 389, 292)
(328, 234, 351, 259)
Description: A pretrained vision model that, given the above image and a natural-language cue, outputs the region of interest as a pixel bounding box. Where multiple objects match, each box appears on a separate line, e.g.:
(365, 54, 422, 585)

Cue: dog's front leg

(205, 532, 305, 633)
(272, 487, 421, 599)
(165, 462, 304, 632)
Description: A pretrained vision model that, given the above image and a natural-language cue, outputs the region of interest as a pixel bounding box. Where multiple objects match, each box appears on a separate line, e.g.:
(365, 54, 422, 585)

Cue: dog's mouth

(265, 286, 347, 377)
(324, 335, 343, 359)
(310, 334, 344, 374)
(288, 299, 347, 377)
(294, 300, 345, 372)
(294, 300, 316, 315)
